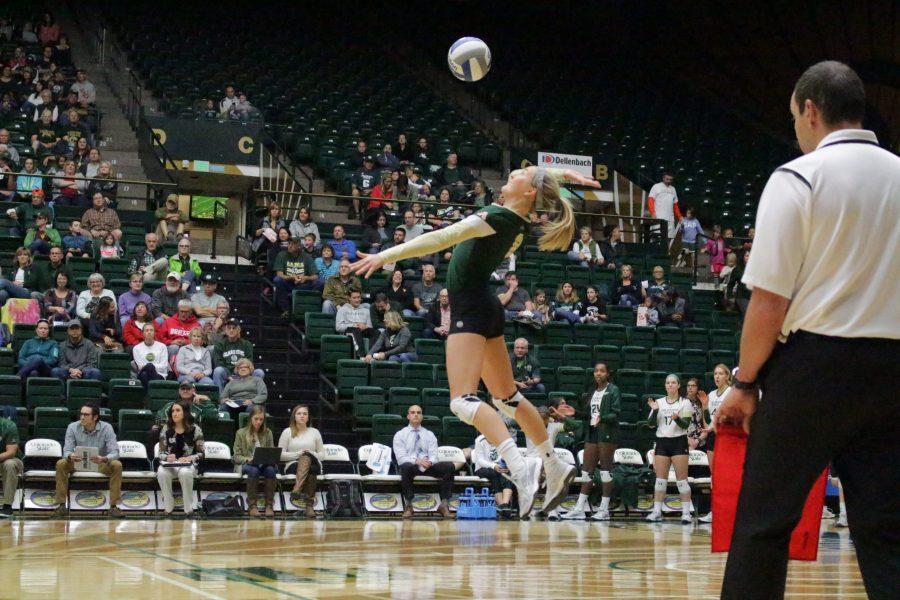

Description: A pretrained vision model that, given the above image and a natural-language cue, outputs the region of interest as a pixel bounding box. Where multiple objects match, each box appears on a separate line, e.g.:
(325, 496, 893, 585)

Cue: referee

(717, 61, 900, 600)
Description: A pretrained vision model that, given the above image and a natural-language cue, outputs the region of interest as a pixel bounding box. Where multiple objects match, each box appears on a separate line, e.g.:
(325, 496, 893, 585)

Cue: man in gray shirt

(399, 210, 424, 240)
(411, 264, 443, 316)
(191, 273, 226, 324)
(496, 271, 534, 320)
(54, 402, 123, 517)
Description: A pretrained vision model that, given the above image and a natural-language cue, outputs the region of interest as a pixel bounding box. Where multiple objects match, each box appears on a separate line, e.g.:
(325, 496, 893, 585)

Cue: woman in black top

(612, 264, 644, 307)
(87, 296, 122, 351)
(576, 285, 608, 323)
(266, 226, 291, 275)
(156, 400, 205, 517)
(362, 213, 390, 252)
(381, 269, 415, 316)
(395, 133, 414, 163)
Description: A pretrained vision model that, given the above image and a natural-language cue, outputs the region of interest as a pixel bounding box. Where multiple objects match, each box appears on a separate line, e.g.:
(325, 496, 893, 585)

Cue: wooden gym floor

(0, 518, 865, 599)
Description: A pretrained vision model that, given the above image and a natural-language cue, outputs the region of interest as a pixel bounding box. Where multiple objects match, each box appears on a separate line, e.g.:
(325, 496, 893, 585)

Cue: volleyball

(447, 37, 492, 82)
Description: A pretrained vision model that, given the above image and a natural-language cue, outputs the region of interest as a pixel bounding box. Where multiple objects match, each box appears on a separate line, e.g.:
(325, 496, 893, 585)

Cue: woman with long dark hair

(563, 362, 620, 520)
(156, 400, 205, 517)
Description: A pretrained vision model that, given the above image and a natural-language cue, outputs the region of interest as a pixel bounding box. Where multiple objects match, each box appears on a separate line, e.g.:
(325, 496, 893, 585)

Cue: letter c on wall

(238, 136, 254, 154)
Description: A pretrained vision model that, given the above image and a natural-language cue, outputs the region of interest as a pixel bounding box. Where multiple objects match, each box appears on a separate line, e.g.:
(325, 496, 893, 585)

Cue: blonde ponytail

(537, 176, 577, 251)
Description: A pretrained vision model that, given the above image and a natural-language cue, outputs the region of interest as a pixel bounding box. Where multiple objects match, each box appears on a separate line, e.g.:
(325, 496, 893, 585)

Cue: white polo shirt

(742, 129, 900, 339)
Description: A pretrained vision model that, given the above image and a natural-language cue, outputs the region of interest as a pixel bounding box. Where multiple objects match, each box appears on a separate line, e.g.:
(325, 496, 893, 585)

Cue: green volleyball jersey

(446, 205, 528, 292)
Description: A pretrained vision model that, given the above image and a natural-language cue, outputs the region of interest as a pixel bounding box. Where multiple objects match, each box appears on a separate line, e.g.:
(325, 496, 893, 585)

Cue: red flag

(711, 423, 827, 561)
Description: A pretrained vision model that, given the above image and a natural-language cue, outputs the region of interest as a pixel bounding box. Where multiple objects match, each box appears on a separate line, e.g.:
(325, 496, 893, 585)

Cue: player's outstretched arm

(547, 168, 602, 189)
(348, 214, 496, 279)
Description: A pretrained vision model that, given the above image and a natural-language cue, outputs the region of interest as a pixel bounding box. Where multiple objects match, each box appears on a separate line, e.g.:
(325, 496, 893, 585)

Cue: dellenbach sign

(537, 151, 593, 177)
(145, 117, 261, 164)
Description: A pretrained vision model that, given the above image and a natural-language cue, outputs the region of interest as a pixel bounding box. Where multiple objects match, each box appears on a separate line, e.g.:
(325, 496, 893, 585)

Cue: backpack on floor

(325, 479, 365, 518)
(201, 494, 245, 517)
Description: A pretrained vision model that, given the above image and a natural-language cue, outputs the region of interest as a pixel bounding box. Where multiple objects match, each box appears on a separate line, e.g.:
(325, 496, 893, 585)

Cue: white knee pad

(676, 479, 691, 495)
(492, 391, 525, 419)
(450, 394, 482, 425)
(654, 478, 668, 493)
(599, 470, 612, 483)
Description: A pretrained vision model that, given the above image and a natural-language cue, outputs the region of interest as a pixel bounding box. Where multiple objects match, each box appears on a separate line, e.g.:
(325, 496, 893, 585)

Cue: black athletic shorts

(449, 289, 506, 339)
(586, 425, 617, 444)
(706, 430, 716, 451)
(655, 435, 689, 457)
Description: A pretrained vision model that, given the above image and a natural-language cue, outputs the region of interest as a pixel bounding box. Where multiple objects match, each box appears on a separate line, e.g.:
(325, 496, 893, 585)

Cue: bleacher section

(106, 5, 503, 199)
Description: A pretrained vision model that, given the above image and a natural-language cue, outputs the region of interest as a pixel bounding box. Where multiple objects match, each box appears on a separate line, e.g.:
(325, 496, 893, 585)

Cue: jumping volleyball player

(350, 166, 600, 517)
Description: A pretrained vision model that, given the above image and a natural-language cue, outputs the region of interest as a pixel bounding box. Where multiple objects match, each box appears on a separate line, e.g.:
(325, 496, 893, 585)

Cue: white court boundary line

(98, 556, 226, 600)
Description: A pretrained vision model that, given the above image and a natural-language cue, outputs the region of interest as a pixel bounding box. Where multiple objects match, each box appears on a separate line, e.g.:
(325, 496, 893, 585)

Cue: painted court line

(97, 556, 226, 600)
(101, 537, 315, 600)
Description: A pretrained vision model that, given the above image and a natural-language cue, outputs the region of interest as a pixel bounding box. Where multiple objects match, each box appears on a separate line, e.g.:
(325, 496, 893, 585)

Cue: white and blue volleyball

(448, 37, 492, 82)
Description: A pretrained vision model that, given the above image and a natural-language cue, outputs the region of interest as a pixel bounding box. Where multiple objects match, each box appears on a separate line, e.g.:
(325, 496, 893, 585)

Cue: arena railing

(248, 188, 668, 252)
(6, 170, 177, 211)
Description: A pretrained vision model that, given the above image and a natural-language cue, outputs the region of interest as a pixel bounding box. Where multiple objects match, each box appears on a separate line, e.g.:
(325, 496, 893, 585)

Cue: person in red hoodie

(157, 299, 200, 359)
(122, 301, 154, 350)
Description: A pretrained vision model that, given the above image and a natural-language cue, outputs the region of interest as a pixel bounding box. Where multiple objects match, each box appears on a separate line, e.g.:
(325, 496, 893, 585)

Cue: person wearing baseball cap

(191, 272, 226, 324)
(8, 187, 55, 237)
(150, 272, 189, 323)
(212, 319, 264, 391)
(349, 154, 379, 221)
(272, 237, 319, 317)
(51, 320, 101, 382)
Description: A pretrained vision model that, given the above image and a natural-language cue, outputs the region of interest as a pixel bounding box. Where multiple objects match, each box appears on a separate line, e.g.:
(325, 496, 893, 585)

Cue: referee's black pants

(722, 332, 900, 600)
(399, 461, 456, 502)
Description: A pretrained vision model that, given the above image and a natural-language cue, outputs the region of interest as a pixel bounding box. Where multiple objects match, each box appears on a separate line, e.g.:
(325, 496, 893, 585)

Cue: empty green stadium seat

(0, 374, 22, 406)
(598, 323, 626, 346)
(572, 323, 601, 345)
(336, 359, 369, 398)
(304, 313, 335, 347)
(65, 379, 105, 416)
(555, 366, 585, 395)
(616, 369, 645, 396)
(656, 327, 684, 349)
(26, 377, 63, 411)
(414, 339, 445, 365)
(401, 362, 434, 389)
(592, 345, 622, 373)
(442, 416, 477, 448)
(370, 361, 402, 390)
(626, 326, 656, 348)
(651, 347, 680, 372)
(709, 329, 737, 353)
(387, 387, 420, 416)
(320, 335, 352, 375)
(118, 409, 154, 442)
(683, 328, 710, 352)
(33, 406, 70, 443)
(99, 353, 132, 381)
(620, 346, 650, 370)
(352, 386, 385, 429)
(372, 413, 404, 446)
(679, 349, 708, 373)
(421, 388, 451, 419)
(707, 350, 735, 370)
(291, 290, 323, 322)
(562, 344, 592, 370)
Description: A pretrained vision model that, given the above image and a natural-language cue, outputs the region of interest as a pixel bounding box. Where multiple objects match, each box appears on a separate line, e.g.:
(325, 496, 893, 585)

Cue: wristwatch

(732, 369, 758, 391)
